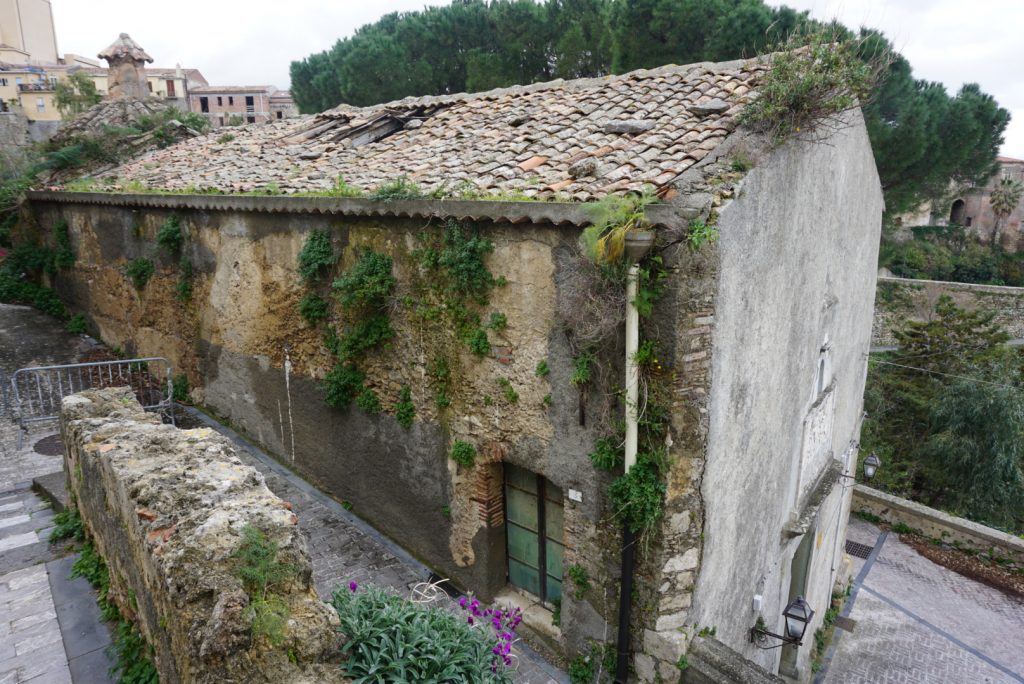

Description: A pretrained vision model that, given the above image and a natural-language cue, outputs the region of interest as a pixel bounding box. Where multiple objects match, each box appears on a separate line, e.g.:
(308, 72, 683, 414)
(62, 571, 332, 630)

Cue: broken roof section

(98, 58, 766, 200)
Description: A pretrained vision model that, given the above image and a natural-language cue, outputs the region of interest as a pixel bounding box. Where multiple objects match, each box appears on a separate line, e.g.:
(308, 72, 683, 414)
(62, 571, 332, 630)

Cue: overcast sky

(51, 0, 1022, 158)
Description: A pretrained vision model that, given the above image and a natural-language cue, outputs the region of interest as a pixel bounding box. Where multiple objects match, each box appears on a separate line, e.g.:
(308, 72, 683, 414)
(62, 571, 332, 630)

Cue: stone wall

(0, 111, 29, 173)
(873, 276, 1024, 346)
(852, 485, 1024, 565)
(60, 387, 345, 684)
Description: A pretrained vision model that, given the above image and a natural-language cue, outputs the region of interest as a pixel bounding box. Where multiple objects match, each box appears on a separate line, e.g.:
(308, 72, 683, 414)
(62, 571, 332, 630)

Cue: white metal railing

(10, 357, 175, 447)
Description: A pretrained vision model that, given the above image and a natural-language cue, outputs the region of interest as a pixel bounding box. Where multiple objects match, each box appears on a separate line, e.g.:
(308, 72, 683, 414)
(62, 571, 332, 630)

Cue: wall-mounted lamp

(840, 451, 881, 483)
(750, 596, 815, 649)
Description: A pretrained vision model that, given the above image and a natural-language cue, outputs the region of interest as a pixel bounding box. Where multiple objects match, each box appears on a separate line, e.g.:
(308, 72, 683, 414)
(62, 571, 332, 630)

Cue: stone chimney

(98, 33, 153, 99)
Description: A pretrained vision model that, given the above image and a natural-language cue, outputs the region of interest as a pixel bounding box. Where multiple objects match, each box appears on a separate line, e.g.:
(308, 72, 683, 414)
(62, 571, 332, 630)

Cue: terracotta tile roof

(189, 85, 275, 94)
(98, 33, 153, 63)
(100, 58, 765, 200)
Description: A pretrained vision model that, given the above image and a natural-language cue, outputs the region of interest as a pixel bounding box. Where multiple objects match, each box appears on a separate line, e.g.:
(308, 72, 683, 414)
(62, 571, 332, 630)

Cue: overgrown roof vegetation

(290, 0, 1008, 218)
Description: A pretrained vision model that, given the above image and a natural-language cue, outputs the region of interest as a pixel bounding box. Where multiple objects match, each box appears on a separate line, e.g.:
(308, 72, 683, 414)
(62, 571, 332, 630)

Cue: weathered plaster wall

(872, 276, 1024, 346)
(60, 387, 344, 683)
(691, 112, 883, 679)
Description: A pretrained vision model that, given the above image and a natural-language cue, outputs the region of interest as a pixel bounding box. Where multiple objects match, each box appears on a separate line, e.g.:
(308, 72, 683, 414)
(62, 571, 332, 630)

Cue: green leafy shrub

(171, 373, 189, 402)
(323, 175, 364, 198)
(50, 506, 85, 542)
(686, 219, 718, 251)
(176, 255, 193, 301)
(570, 353, 594, 386)
(487, 311, 507, 330)
(566, 564, 591, 599)
(356, 387, 382, 413)
(331, 313, 395, 361)
(125, 258, 154, 289)
(450, 440, 476, 467)
(395, 385, 415, 427)
(608, 461, 667, 535)
(156, 214, 184, 252)
(589, 437, 624, 471)
(322, 363, 366, 409)
(299, 292, 328, 323)
(110, 619, 160, 683)
(297, 229, 335, 283)
(535, 359, 550, 377)
(497, 377, 519, 404)
(331, 585, 512, 683)
(333, 249, 395, 309)
(464, 327, 491, 357)
(368, 176, 425, 201)
(52, 219, 75, 269)
(65, 314, 87, 334)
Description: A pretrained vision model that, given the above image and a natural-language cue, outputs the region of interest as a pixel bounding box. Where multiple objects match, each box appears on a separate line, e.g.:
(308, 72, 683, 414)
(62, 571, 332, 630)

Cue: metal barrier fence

(0, 369, 8, 419)
(10, 357, 175, 448)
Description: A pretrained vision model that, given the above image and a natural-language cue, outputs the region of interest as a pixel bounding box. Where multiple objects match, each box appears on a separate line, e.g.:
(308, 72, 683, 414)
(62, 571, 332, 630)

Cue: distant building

(76, 65, 208, 111)
(901, 157, 1024, 252)
(189, 86, 276, 127)
(0, 0, 59, 64)
(269, 89, 298, 121)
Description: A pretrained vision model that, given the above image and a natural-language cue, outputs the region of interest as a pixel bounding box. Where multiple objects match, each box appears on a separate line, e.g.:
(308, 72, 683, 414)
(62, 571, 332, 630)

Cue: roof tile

(93, 58, 765, 200)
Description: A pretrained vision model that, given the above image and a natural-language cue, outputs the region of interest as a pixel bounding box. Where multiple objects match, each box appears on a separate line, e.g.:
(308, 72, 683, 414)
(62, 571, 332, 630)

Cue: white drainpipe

(624, 261, 641, 473)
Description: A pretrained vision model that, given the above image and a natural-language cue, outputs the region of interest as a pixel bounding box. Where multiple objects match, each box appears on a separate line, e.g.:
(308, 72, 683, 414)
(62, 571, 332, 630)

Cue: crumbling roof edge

(323, 57, 755, 115)
(25, 191, 696, 228)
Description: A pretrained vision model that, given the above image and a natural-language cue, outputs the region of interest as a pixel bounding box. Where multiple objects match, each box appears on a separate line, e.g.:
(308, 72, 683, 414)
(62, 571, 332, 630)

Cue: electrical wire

(868, 358, 1021, 392)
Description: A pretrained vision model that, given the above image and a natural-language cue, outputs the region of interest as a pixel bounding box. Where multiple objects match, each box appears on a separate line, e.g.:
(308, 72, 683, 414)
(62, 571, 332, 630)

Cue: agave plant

(579, 186, 658, 264)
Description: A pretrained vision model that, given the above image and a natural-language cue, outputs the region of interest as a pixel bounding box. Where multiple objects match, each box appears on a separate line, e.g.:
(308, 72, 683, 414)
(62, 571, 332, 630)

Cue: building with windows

(269, 89, 298, 121)
(30, 55, 884, 682)
(188, 85, 275, 127)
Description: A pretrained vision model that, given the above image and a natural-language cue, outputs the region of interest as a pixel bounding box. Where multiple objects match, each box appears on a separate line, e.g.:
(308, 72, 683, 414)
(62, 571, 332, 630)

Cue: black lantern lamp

(862, 452, 881, 481)
(750, 596, 815, 649)
(840, 451, 882, 483)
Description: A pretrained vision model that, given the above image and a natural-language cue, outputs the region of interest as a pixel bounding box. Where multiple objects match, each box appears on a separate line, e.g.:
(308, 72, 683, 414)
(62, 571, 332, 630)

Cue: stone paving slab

(47, 556, 115, 683)
(823, 517, 1024, 684)
(0, 565, 71, 684)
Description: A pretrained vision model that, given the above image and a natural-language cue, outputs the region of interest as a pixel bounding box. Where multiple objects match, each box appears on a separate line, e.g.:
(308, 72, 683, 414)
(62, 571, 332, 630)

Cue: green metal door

(504, 464, 564, 603)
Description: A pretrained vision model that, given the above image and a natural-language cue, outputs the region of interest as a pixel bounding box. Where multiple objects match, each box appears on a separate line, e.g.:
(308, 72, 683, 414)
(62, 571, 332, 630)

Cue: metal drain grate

(33, 434, 65, 456)
(845, 540, 873, 559)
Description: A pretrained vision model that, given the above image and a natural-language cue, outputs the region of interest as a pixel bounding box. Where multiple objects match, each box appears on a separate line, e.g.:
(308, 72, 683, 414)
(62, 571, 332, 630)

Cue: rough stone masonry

(60, 387, 346, 684)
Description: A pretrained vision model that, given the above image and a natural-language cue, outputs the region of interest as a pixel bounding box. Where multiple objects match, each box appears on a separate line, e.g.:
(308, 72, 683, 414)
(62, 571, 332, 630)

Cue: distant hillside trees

(290, 0, 1009, 218)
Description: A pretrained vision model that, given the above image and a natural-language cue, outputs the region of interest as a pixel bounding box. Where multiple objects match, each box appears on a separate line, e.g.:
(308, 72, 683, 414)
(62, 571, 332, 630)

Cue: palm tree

(989, 175, 1024, 251)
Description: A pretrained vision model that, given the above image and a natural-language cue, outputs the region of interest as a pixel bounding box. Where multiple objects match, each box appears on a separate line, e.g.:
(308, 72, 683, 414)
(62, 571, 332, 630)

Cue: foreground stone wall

(873, 276, 1024, 346)
(60, 387, 345, 684)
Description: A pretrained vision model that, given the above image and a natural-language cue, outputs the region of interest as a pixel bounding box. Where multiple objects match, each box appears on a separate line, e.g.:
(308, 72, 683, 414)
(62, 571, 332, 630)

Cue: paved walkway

(821, 517, 1024, 684)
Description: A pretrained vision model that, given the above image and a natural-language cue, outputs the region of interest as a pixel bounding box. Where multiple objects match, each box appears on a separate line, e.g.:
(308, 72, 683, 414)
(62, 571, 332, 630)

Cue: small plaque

(568, 489, 583, 503)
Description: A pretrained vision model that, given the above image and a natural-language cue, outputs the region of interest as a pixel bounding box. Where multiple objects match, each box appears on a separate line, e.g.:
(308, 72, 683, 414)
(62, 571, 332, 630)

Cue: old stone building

(24, 56, 882, 681)
(902, 156, 1024, 251)
(189, 85, 276, 127)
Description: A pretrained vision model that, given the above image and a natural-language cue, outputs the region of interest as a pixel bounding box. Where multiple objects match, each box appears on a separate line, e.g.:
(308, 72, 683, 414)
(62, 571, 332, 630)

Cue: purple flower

(348, 581, 358, 593)
(459, 596, 468, 609)
(467, 616, 474, 625)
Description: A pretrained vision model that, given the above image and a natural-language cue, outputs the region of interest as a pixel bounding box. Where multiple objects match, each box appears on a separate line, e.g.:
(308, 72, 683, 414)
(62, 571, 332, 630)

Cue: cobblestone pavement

(0, 485, 70, 684)
(822, 517, 1024, 683)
